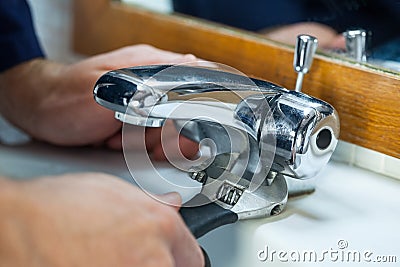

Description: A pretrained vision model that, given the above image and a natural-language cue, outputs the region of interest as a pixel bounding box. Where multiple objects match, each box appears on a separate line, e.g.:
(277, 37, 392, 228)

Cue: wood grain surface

(73, 0, 400, 158)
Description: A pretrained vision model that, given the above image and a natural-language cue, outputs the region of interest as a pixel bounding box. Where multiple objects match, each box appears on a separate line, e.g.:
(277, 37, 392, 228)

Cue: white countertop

(1, 142, 399, 266)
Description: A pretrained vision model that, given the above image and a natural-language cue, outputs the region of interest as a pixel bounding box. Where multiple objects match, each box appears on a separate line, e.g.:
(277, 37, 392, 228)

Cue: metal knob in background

(293, 34, 318, 92)
(343, 28, 367, 62)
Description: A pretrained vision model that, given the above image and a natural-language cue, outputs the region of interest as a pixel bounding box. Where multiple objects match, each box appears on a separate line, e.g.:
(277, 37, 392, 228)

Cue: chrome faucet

(94, 63, 339, 183)
(93, 41, 339, 238)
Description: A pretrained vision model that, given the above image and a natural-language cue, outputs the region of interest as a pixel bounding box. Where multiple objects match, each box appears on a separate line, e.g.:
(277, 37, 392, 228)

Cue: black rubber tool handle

(201, 247, 212, 267)
(179, 202, 238, 239)
(179, 201, 238, 267)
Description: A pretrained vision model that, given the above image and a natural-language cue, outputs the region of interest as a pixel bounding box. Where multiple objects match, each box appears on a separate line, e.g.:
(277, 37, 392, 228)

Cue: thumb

(157, 192, 182, 211)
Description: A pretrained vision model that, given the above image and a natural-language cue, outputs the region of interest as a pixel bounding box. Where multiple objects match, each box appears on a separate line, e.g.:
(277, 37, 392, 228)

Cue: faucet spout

(94, 64, 339, 181)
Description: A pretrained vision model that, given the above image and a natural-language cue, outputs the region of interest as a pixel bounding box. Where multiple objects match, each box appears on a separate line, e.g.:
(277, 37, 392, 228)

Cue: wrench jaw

(230, 173, 288, 220)
(187, 154, 289, 221)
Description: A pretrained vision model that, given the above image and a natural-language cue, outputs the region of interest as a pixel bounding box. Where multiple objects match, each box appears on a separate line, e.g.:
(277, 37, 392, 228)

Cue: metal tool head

(187, 153, 288, 220)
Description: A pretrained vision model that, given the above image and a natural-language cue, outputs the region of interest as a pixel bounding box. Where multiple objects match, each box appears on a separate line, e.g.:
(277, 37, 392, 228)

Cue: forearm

(0, 59, 117, 146)
(0, 45, 198, 147)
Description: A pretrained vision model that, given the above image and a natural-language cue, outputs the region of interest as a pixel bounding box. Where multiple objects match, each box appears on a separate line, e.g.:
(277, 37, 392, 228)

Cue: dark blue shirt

(172, 0, 400, 49)
(0, 0, 44, 72)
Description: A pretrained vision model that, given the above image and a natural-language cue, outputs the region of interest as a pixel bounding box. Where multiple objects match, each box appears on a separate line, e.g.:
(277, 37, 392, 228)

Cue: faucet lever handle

(293, 34, 318, 92)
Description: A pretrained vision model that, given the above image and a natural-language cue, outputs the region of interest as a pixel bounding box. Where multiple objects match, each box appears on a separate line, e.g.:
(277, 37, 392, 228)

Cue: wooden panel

(73, 0, 400, 159)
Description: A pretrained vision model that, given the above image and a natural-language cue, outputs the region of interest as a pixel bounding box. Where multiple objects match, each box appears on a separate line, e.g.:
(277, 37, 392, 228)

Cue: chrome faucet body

(94, 64, 339, 182)
(94, 64, 339, 236)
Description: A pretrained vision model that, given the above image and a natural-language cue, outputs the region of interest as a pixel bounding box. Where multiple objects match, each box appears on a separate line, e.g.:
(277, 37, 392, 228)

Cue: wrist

(0, 59, 66, 142)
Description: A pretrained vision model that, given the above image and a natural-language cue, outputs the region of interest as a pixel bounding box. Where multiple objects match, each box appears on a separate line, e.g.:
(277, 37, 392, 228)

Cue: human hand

(0, 44, 198, 157)
(0, 173, 204, 267)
